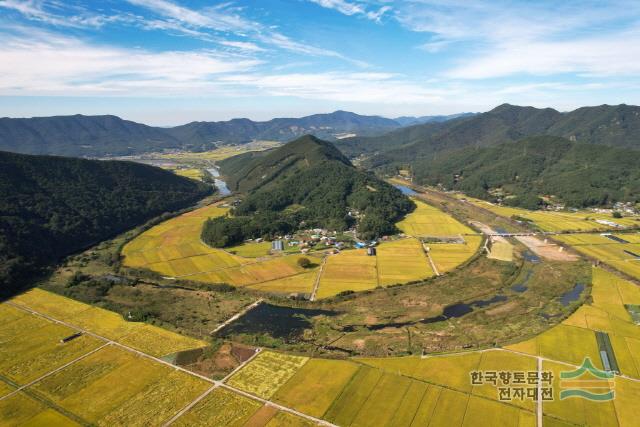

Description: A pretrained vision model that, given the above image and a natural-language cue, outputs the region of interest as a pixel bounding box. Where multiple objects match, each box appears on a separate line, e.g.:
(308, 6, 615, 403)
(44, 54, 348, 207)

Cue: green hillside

(0, 151, 211, 295)
(204, 135, 414, 246)
(338, 104, 640, 168)
(414, 136, 640, 208)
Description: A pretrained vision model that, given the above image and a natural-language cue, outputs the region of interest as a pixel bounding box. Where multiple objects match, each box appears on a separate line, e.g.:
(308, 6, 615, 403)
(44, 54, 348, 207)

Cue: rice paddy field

(0, 291, 323, 427)
(158, 141, 281, 162)
(216, 266, 640, 427)
(8, 288, 208, 357)
(173, 168, 205, 181)
(124, 197, 482, 299)
(427, 235, 483, 273)
(397, 199, 475, 237)
(554, 233, 640, 280)
(122, 203, 318, 293)
(463, 196, 640, 232)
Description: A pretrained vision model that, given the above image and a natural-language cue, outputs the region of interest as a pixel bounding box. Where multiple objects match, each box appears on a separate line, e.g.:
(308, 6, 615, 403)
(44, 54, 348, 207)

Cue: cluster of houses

(264, 227, 379, 256)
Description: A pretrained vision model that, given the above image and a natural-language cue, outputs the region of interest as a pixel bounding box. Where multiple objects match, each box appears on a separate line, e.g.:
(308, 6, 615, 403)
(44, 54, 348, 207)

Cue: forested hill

(0, 111, 401, 157)
(203, 135, 414, 247)
(414, 136, 640, 209)
(220, 133, 352, 193)
(0, 151, 211, 295)
(0, 115, 184, 157)
(338, 103, 640, 166)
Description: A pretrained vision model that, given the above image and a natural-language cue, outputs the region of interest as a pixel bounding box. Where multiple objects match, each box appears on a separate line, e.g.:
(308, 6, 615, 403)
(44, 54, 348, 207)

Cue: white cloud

(308, 0, 391, 22)
(219, 71, 443, 104)
(126, 0, 256, 32)
(219, 40, 266, 52)
(0, 28, 261, 96)
(127, 0, 365, 64)
(0, 0, 128, 28)
(447, 29, 640, 79)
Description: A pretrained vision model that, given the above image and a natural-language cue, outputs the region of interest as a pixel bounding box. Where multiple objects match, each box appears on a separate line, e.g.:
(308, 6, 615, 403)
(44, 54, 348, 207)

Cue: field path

(310, 256, 328, 301)
(2, 300, 335, 427)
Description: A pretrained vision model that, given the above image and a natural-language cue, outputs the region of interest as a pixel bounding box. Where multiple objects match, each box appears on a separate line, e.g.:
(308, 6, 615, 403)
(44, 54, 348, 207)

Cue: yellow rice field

(427, 235, 482, 273)
(554, 234, 640, 280)
(398, 199, 475, 237)
(376, 238, 434, 286)
(9, 288, 207, 357)
(31, 345, 211, 426)
(173, 388, 262, 427)
(464, 196, 640, 232)
(122, 203, 317, 292)
(226, 351, 309, 399)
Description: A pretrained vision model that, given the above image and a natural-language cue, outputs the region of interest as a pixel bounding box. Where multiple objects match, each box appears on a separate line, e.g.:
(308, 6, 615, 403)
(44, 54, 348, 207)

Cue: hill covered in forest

(204, 135, 414, 246)
(0, 111, 402, 157)
(414, 136, 640, 208)
(338, 104, 640, 167)
(0, 151, 211, 295)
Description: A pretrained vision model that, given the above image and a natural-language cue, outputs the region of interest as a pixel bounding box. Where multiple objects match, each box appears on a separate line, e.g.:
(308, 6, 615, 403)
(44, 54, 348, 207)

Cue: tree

(297, 257, 311, 269)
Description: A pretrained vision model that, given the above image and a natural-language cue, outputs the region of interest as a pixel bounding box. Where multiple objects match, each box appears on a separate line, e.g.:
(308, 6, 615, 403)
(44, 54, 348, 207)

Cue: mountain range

(338, 104, 640, 166)
(0, 110, 410, 158)
(414, 136, 640, 208)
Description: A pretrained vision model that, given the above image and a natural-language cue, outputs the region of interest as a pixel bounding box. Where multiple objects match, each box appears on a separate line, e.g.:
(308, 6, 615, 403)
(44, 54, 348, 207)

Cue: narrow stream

(206, 167, 231, 196)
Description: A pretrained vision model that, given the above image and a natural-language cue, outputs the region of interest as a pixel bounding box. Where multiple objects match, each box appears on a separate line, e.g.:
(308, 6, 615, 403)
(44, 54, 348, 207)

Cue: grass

(397, 199, 474, 237)
(226, 351, 308, 399)
(173, 388, 262, 427)
(11, 288, 208, 358)
(273, 358, 359, 417)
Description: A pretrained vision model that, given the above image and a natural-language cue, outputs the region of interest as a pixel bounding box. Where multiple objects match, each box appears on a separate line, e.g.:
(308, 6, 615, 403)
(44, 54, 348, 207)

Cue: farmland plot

(173, 388, 262, 427)
(31, 345, 210, 426)
(226, 351, 309, 399)
(398, 199, 474, 237)
(10, 288, 208, 357)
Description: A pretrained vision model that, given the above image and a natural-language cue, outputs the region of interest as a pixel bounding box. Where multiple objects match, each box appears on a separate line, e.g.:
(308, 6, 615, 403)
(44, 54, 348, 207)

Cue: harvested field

(226, 351, 308, 399)
(173, 388, 262, 427)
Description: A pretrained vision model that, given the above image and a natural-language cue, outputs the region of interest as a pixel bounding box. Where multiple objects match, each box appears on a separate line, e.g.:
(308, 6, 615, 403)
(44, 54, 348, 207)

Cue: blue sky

(1, 0, 640, 125)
